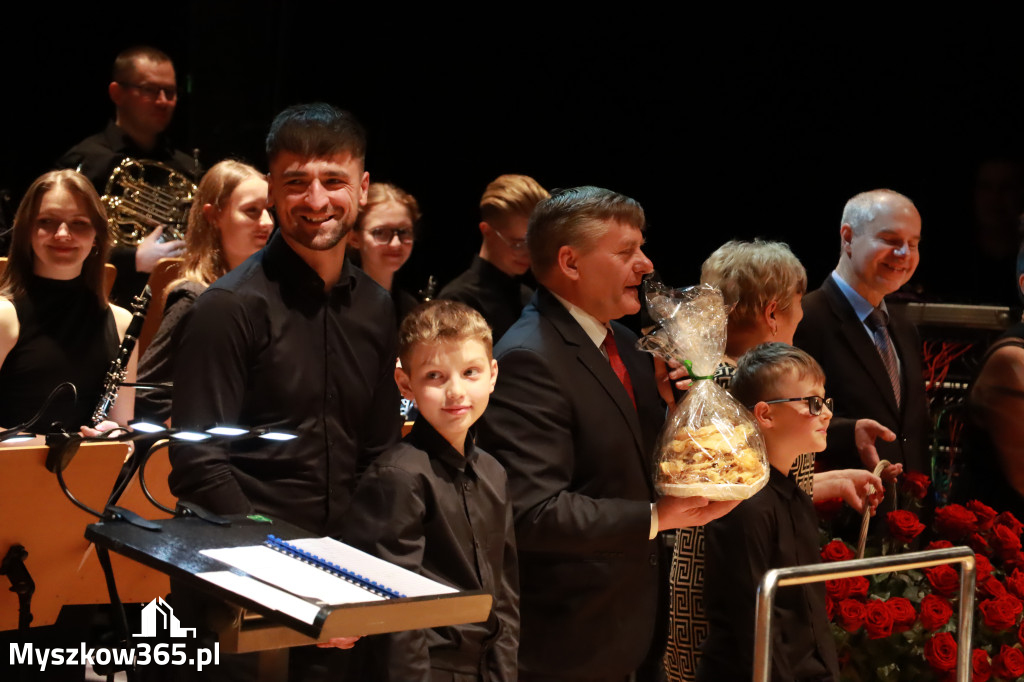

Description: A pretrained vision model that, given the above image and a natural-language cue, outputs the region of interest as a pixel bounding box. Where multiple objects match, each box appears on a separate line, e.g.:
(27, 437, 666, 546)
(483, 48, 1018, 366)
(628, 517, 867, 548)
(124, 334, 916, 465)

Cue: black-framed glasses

(753, 396, 834, 415)
(369, 227, 414, 245)
(492, 228, 528, 252)
(119, 82, 178, 101)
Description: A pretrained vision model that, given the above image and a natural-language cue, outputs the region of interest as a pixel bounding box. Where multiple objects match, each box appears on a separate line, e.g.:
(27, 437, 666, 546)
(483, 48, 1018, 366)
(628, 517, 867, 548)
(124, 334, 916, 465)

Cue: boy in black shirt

(343, 300, 518, 681)
(698, 343, 866, 682)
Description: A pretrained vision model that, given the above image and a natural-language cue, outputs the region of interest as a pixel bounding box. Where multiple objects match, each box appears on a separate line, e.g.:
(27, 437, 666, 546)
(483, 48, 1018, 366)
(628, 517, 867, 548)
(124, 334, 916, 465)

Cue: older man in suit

(477, 186, 736, 681)
(794, 189, 928, 478)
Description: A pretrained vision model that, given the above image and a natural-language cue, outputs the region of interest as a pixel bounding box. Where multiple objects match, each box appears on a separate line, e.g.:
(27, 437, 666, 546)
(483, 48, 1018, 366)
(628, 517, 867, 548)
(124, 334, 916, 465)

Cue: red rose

(973, 648, 993, 682)
(887, 510, 926, 543)
(980, 594, 1023, 631)
(835, 598, 866, 633)
(997, 511, 1024, 536)
(935, 504, 978, 539)
(927, 539, 954, 550)
(885, 597, 916, 632)
(847, 575, 870, 599)
(825, 578, 851, 600)
(1006, 551, 1024, 572)
(993, 524, 1023, 561)
(980, 575, 1008, 599)
(968, 500, 998, 531)
(864, 599, 894, 639)
(920, 594, 954, 630)
(992, 644, 1024, 680)
(977, 555, 994, 582)
(924, 632, 958, 673)
(900, 470, 931, 499)
(825, 595, 835, 620)
(925, 564, 961, 596)
(820, 539, 855, 562)
(969, 532, 993, 557)
(1006, 569, 1024, 599)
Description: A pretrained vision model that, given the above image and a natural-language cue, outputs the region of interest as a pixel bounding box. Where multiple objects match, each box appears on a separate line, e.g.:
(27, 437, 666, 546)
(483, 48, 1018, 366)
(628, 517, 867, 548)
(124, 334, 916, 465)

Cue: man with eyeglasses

(794, 188, 929, 481)
(439, 174, 549, 341)
(56, 45, 195, 305)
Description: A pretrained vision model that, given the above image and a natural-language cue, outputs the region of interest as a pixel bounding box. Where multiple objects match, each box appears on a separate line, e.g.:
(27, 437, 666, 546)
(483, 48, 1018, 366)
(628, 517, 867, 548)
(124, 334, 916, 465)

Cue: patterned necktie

(866, 307, 902, 407)
(602, 329, 636, 408)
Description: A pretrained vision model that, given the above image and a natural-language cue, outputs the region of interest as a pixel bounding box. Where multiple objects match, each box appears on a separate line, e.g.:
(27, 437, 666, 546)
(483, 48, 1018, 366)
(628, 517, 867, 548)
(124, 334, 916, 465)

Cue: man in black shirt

(169, 103, 402, 538)
(56, 46, 192, 305)
(438, 174, 548, 342)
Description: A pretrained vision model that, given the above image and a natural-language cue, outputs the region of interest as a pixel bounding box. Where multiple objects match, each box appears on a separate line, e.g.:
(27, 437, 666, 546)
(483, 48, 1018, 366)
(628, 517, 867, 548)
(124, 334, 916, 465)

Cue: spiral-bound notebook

(200, 534, 457, 617)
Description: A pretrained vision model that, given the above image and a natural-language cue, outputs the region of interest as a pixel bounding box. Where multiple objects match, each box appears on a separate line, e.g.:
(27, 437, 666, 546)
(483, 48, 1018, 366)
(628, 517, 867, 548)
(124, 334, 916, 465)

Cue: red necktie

(602, 329, 635, 408)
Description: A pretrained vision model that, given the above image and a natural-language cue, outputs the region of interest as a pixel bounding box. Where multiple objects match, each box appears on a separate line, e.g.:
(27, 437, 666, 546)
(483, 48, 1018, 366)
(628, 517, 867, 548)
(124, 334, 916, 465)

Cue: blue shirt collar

(831, 271, 886, 323)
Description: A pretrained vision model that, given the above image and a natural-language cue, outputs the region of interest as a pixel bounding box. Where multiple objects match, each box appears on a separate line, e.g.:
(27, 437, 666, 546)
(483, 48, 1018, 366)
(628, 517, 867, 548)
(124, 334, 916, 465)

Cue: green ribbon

(682, 359, 714, 382)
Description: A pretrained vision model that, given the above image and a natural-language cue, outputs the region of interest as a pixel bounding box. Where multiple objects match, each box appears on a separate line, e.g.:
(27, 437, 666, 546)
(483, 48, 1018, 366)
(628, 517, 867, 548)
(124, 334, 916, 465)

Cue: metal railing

(754, 546, 976, 682)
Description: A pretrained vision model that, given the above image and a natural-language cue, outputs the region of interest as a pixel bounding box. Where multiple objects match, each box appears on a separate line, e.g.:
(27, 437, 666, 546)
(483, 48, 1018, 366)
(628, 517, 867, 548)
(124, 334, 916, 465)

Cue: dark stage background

(4, 10, 1023, 307)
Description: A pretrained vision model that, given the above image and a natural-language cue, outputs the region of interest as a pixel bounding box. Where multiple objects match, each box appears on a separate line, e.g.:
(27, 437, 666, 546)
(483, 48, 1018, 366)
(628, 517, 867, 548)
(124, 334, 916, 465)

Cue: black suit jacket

(793, 275, 929, 475)
(476, 287, 666, 679)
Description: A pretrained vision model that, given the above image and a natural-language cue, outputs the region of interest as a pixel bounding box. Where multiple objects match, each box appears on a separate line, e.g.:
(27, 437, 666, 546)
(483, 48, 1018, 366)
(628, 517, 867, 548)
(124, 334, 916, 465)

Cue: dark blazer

(793, 275, 929, 475)
(476, 286, 666, 679)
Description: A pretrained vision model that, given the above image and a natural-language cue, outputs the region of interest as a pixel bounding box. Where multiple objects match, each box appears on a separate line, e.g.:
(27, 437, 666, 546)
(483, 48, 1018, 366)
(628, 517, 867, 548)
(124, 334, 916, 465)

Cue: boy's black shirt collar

(407, 416, 478, 473)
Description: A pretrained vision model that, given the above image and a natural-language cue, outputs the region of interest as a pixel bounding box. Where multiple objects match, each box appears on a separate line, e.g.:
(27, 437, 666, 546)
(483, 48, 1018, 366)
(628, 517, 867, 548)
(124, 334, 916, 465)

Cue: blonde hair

(398, 300, 493, 368)
(700, 239, 807, 328)
(479, 174, 549, 224)
(173, 160, 265, 289)
(354, 182, 421, 231)
(1, 170, 111, 307)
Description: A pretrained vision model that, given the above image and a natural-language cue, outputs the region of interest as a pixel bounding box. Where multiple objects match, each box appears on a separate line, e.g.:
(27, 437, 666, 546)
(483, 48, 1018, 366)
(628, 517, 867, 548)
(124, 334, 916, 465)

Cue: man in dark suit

(794, 188, 928, 478)
(477, 186, 737, 681)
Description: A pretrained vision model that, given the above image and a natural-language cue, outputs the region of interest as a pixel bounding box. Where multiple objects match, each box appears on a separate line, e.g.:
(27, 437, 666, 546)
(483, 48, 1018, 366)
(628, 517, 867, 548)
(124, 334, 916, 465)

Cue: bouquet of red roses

(823, 471, 1024, 681)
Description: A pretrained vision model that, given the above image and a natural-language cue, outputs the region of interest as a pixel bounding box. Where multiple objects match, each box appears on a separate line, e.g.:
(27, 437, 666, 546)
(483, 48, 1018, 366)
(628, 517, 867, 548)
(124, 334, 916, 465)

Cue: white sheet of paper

(287, 537, 457, 597)
(195, 570, 322, 625)
(201, 546, 385, 605)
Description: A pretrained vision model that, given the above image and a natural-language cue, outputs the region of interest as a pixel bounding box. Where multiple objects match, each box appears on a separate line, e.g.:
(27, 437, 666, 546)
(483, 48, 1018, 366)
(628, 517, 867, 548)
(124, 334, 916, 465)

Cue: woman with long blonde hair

(136, 160, 271, 421)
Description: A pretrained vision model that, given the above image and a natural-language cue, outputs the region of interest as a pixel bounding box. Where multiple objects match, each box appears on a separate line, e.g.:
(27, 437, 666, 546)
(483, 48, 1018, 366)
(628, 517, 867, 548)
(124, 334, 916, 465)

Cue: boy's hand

(853, 419, 902, 481)
(317, 636, 360, 650)
(656, 495, 741, 531)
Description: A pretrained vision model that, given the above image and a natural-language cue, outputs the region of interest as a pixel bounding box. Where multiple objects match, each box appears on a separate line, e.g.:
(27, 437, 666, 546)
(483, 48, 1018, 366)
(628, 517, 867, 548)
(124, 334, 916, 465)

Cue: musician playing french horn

(56, 45, 198, 306)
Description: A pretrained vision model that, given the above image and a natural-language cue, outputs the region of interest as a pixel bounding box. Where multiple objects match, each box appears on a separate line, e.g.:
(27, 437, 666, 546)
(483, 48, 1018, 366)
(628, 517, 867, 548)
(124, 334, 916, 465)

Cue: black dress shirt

(698, 466, 839, 682)
(169, 231, 402, 536)
(342, 419, 519, 681)
(55, 120, 201, 306)
(438, 256, 532, 342)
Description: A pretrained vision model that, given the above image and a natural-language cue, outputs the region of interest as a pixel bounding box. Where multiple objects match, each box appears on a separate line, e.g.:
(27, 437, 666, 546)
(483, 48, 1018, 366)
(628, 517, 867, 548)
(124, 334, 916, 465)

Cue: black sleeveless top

(0, 274, 119, 431)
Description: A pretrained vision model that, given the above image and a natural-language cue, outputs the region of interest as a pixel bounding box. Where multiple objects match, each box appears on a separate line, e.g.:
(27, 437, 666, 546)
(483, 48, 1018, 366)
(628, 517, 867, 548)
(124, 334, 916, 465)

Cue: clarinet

(91, 285, 152, 426)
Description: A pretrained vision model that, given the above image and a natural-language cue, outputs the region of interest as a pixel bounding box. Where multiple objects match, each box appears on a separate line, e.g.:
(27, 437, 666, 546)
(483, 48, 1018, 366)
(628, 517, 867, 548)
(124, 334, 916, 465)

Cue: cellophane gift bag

(637, 281, 769, 500)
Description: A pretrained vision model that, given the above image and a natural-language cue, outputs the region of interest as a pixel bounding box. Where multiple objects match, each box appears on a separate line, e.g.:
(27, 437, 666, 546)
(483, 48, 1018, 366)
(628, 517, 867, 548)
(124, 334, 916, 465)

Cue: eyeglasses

(492, 228, 528, 252)
(369, 227, 414, 245)
(119, 82, 178, 101)
(753, 396, 834, 415)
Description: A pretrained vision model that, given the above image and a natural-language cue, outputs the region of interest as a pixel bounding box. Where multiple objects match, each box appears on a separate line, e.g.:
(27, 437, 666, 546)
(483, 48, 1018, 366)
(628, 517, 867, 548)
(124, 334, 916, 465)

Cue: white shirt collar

(551, 291, 609, 349)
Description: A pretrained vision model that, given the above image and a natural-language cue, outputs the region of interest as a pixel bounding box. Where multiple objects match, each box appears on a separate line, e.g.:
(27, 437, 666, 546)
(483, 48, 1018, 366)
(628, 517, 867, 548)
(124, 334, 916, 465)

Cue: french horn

(102, 157, 197, 246)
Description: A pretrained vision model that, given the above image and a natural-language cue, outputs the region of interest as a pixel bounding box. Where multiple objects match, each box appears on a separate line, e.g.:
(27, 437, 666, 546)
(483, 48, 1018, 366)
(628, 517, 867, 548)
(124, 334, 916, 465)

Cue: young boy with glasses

(697, 342, 875, 682)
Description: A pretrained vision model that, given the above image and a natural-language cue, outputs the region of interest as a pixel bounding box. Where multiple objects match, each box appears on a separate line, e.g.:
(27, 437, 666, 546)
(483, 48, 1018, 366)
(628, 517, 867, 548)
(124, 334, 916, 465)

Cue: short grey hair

(841, 189, 916, 234)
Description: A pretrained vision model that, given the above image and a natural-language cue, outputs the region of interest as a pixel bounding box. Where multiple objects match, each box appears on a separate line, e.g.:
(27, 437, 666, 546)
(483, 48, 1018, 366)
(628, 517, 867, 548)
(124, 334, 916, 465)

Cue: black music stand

(86, 514, 492, 680)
